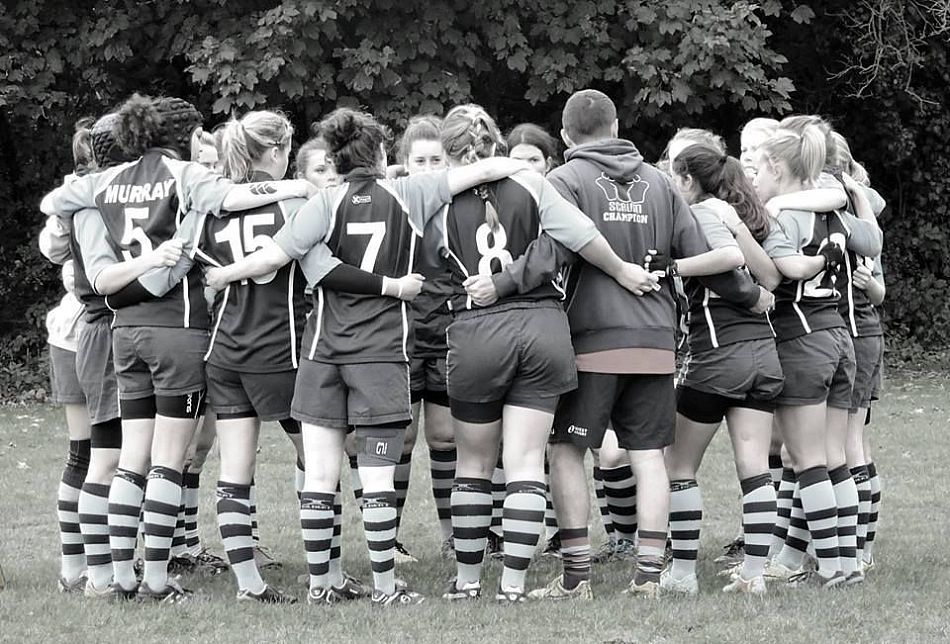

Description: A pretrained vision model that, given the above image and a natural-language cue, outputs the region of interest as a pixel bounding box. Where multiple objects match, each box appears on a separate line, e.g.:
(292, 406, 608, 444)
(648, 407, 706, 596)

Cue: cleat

(622, 577, 660, 598)
(591, 537, 618, 564)
(371, 587, 425, 606)
(394, 541, 418, 564)
(136, 578, 193, 604)
(334, 573, 373, 600)
(843, 570, 865, 586)
(763, 560, 802, 581)
(659, 569, 698, 595)
(486, 531, 504, 560)
(861, 555, 874, 574)
(787, 570, 847, 589)
(714, 538, 745, 566)
(194, 549, 229, 575)
(58, 573, 87, 594)
(527, 576, 592, 601)
(442, 578, 481, 601)
(237, 585, 297, 604)
(253, 546, 282, 571)
(107, 582, 138, 601)
(495, 586, 526, 604)
(440, 537, 456, 560)
(717, 562, 743, 578)
(612, 537, 638, 562)
(722, 574, 767, 594)
(541, 533, 562, 559)
(83, 579, 116, 600)
(167, 556, 196, 574)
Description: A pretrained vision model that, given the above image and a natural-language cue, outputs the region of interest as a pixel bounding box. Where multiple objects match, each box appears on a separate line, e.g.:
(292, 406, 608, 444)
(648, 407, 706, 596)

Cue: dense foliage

(1, 0, 947, 399)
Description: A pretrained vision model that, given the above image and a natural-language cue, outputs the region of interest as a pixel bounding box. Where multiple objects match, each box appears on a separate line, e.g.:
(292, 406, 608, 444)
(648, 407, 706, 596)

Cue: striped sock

(490, 458, 505, 535)
(108, 468, 145, 591)
(851, 465, 871, 564)
(739, 473, 776, 580)
(776, 483, 809, 569)
(183, 470, 201, 555)
(249, 479, 259, 544)
(142, 466, 183, 591)
(349, 456, 363, 508)
(669, 479, 701, 579)
(429, 448, 456, 541)
(798, 466, 840, 578)
(635, 530, 667, 585)
(602, 465, 637, 542)
(394, 453, 412, 532)
(217, 482, 264, 594)
(768, 454, 784, 490)
(452, 478, 492, 588)
(362, 491, 398, 595)
(499, 480, 546, 593)
(170, 501, 187, 557)
(865, 461, 881, 561)
(59, 439, 90, 583)
(829, 465, 859, 576)
(544, 462, 558, 541)
(560, 527, 590, 589)
(300, 491, 335, 591)
(79, 482, 112, 590)
(771, 468, 796, 557)
(329, 489, 343, 587)
(592, 466, 614, 537)
(295, 458, 305, 499)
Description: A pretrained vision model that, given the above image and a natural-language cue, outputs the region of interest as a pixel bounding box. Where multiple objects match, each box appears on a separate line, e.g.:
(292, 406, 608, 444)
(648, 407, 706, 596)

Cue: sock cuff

(454, 477, 492, 493)
(768, 453, 784, 469)
(740, 472, 773, 495)
(300, 491, 336, 511)
(348, 455, 358, 468)
(866, 461, 877, 478)
(115, 468, 146, 489)
(362, 491, 397, 507)
(183, 471, 200, 487)
(428, 447, 457, 461)
(781, 467, 797, 483)
(148, 466, 183, 485)
(670, 479, 698, 492)
(81, 482, 111, 497)
(797, 465, 829, 489)
(506, 480, 546, 496)
(559, 527, 588, 541)
(850, 465, 870, 482)
(600, 465, 634, 481)
(296, 458, 305, 470)
(398, 453, 412, 466)
(216, 481, 251, 499)
(828, 465, 851, 485)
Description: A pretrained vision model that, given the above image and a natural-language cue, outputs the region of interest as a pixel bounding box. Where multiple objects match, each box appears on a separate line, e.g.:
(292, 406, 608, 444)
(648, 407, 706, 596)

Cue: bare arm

(773, 254, 824, 281)
(673, 246, 745, 278)
(444, 158, 531, 195)
(95, 239, 185, 295)
(731, 224, 782, 290)
(220, 180, 314, 213)
(204, 243, 292, 291)
(766, 187, 846, 217)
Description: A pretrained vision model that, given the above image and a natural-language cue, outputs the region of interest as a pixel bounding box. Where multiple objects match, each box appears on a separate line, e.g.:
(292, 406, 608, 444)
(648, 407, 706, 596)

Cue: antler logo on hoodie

(595, 173, 650, 223)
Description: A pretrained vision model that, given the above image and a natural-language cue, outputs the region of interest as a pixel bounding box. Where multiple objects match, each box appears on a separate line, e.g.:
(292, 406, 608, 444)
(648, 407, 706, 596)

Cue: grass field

(0, 372, 947, 643)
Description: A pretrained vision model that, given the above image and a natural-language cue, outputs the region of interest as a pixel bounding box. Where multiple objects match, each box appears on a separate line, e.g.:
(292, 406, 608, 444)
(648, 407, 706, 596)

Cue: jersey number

(120, 207, 152, 260)
(346, 221, 387, 271)
(475, 222, 513, 276)
(214, 213, 278, 285)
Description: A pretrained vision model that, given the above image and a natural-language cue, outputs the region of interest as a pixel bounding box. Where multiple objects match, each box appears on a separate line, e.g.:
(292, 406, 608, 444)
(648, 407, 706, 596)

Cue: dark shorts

(851, 335, 883, 412)
(446, 303, 577, 410)
(206, 363, 295, 422)
(75, 318, 119, 424)
(552, 372, 675, 451)
(410, 356, 447, 398)
(291, 360, 411, 430)
(774, 327, 855, 409)
(48, 344, 85, 405)
(678, 338, 784, 404)
(112, 326, 209, 399)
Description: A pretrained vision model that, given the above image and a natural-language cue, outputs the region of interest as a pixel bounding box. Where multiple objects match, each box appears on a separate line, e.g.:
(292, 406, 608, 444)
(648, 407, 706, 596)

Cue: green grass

(1, 373, 948, 643)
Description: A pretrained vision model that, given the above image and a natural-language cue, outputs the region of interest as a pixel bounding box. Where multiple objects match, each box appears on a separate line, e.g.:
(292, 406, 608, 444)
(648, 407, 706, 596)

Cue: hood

(563, 138, 644, 183)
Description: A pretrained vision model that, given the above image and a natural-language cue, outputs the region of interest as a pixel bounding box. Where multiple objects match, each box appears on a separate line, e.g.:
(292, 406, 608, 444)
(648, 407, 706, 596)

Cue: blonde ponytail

(798, 125, 825, 183)
(760, 126, 825, 185)
(220, 110, 293, 183)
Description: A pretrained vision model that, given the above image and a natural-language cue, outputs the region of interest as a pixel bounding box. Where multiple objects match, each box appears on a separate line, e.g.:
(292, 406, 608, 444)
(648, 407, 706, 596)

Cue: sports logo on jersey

(351, 194, 372, 205)
(595, 172, 650, 223)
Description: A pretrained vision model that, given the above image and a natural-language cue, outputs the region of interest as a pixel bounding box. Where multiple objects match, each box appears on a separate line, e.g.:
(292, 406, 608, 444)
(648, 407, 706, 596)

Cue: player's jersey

(410, 215, 453, 357)
(275, 168, 452, 364)
(193, 187, 307, 373)
(768, 210, 849, 341)
(442, 176, 564, 310)
(66, 222, 111, 324)
(44, 149, 234, 329)
(839, 251, 883, 338)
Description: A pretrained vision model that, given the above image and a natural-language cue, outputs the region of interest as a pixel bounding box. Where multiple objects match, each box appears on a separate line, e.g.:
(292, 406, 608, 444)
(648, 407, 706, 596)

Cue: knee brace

(278, 418, 301, 435)
(63, 439, 91, 487)
(155, 389, 206, 419)
(120, 396, 156, 421)
(449, 398, 504, 424)
(90, 418, 122, 450)
(355, 421, 409, 467)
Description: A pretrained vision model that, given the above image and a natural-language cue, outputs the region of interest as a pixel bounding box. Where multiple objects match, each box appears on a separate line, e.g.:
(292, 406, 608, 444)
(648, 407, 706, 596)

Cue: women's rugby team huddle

(37, 87, 885, 606)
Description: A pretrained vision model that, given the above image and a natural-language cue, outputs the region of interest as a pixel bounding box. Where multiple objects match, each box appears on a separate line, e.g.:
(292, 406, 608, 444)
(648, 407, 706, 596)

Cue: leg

(598, 428, 638, 555)
(300, 423, 344, 593)
(548, 441, 590, 589)
(183, 414, 217, 556)
(827, 406, 859, 577)
(423, 400, 457, 546)
(58, 403, 92, 586)
(80, 418, 122, 592)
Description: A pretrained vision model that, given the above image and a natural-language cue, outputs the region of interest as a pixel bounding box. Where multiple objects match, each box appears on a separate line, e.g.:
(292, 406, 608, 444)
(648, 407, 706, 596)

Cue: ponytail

(760, 126, 826, 185)
(442, 104, 505, 231)
(219, 111, 292, 182)
(799, 125, 826, 183)
(318, 108, 387, 176)
(71, 117, 96, 176)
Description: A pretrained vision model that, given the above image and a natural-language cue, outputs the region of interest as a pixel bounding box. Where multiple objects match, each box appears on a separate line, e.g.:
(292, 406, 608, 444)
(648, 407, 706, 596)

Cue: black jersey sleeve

(492, 232, 574, 299)
(319, 263, 384, 295)
(697, 269, 761, 309)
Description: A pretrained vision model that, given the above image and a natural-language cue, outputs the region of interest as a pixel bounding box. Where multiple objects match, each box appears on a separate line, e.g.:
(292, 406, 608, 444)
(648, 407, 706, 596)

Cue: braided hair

(441, 104, 506, 230)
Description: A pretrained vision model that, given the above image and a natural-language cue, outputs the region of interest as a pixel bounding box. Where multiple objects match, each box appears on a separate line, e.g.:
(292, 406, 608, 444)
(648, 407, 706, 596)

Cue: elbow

(760, 272, 782, 292)
(722, 247, 745, 271)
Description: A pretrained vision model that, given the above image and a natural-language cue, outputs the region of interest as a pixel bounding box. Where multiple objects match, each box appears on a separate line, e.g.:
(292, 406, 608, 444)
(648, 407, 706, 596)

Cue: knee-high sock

(328, 489, 343, 587)
(592, 466, 614, 537)
(429, 448, 456, 542)
(560, 527, 590, 589)
(798, 466, 841, 578)
(829, 465, 859, 576)
(300, 491, 335, 591)
(601, 465, 637, 542)
(865, 461, 881, 561)
(349, 456, 363, 508)
(776, 483, 810, 569)
(394, 453, 412, 533)
(768, 454, 784, 490)
(108, 469, 145, 591)
(635, 530, 667, 584)
(362, 491, 398, 595)
(217, 481, 264, 594)
(170, 501, 187, 558)
(248, 479, 259, 544)
(740, 473, 776, 580)
(59, 439, 90, 582)
(79, 482, 112, 590)
(771, 468, 796, 557)
(183, 469, 201, 555)
(543, 461, 558, 541)
(499, 480, 546, 593)
(142, 466, 184, 591)
(669, 479, 702, 579)
(851, 465, 871, 564)
(489, 457, 505, 535)
(452, 478, 492, 588)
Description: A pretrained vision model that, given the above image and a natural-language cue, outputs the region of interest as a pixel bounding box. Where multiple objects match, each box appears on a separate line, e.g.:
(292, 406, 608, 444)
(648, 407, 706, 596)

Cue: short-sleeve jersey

(65, 218, 111, 324)
(766, 210, 849, 341)
(275, 168, 451, 364)
(837, 186, 884, 338)
(192, 193, 308, 373)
